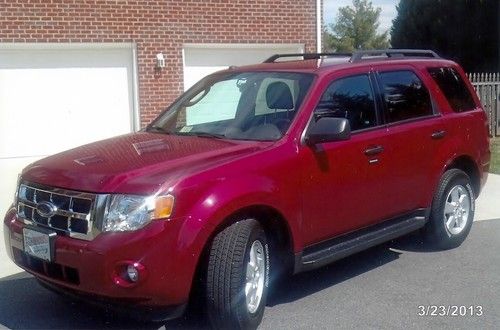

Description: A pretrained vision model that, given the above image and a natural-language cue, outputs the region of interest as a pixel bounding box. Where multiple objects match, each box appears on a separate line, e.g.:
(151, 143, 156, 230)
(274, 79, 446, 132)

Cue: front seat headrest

(266, 81, 294, 110)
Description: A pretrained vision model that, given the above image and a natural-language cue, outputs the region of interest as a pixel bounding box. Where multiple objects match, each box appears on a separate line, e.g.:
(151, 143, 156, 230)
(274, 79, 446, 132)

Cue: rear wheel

(205, 219, 269, 329)
(424, 169, 475, 249)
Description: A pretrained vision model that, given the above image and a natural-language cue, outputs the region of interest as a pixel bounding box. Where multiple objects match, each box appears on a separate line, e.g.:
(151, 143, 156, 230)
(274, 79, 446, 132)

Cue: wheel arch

(223, 205, 295, 268)
(444, 155, 481, 198)
(188, 204, 295, 305)
(200, 203, 294, 270)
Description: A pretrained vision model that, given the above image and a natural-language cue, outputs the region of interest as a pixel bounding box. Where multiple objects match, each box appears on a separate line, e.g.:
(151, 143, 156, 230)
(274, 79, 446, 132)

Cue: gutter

(316, 0, 322, 52)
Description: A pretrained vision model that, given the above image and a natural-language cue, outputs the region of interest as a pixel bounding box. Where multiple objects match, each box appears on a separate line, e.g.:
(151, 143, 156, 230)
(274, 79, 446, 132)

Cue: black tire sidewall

(429, 170, 475, 249)
(235, 224, 270, 329)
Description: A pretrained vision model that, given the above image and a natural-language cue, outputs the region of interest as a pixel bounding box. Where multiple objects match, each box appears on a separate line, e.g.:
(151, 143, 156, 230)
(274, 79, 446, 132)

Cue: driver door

(299, 71, 392, 246)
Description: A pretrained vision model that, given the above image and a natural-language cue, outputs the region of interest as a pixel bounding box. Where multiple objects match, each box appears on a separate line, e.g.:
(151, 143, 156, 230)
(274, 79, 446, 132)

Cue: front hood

(22, 132, 268, 194)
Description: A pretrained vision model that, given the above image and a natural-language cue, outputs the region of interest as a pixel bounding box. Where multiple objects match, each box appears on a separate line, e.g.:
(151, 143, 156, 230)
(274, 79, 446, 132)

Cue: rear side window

(379, 70, 433, 123)
(427, 67, 476, 112)
(316, 74, 377, 131)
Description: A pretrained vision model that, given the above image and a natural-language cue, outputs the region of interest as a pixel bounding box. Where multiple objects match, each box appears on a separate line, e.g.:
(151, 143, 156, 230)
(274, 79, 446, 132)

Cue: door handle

(364, 145, 384, 156)
(431, 130, 446, 139)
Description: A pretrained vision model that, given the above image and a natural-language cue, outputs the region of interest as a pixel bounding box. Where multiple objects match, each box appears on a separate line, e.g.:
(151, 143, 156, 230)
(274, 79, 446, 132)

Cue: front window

(316, 74, 377, 131)
(148, 72, 314, 141)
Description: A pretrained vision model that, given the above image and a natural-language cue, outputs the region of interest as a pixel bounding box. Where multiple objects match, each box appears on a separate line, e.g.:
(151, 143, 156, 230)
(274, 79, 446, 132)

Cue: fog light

(113, 261, 147, 287)
(127, 264, 139, 282)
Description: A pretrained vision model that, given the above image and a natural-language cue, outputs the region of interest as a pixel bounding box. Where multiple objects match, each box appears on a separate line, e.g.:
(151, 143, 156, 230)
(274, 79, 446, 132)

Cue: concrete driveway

(474, 173, 500, 221)
(0, 174, 499, 329)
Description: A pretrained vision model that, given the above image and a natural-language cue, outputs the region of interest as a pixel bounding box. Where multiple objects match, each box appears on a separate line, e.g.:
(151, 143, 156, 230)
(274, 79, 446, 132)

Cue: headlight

(102, 194, 174, 232)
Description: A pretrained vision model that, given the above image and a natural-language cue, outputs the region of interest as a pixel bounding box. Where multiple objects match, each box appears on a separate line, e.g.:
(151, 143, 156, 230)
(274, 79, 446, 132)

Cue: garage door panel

(0, 47, 134, 159)
(0, 156, 38, 277)
(0, 67, 131, 158)
(0, 44, 135, 225)
(0, 49, 133, 70)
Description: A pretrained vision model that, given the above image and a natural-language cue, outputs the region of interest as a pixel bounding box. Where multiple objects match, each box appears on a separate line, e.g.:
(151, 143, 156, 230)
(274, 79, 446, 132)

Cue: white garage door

(182, 43, 304, 90)
(0, 43, 138, 276)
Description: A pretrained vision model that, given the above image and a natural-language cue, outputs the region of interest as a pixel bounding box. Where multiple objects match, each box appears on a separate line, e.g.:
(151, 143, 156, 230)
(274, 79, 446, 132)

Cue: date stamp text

(417, 305, 484, 316)
(417, 305, 483, 317)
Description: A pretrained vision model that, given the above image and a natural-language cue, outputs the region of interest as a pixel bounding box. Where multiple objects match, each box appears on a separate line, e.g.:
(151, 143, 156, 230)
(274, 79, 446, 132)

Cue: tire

(206, 219, 270, 330)
(424, 169, 475, 249)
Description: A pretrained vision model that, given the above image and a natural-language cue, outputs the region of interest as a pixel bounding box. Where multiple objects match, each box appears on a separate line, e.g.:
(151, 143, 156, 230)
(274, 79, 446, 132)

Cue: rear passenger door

(374, 68, 447, 215)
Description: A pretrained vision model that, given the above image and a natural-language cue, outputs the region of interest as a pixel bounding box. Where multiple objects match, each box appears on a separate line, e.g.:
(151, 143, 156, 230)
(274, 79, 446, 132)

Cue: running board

(295, 209, 429, 273)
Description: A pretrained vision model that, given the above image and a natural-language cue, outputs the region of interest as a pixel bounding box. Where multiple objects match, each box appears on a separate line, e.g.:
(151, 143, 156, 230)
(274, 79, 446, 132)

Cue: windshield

(148, 71, 314, 141)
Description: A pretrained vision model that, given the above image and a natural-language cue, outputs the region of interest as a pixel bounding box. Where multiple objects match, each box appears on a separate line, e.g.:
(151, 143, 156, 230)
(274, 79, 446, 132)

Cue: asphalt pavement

(1, 174, 499, 329)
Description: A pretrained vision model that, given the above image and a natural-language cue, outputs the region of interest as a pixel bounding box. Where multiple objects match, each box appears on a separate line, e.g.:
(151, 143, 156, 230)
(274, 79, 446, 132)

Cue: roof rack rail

(263, 49, 439, 64)
(350, 49, 440, 62)
(263, 52, 352, 63)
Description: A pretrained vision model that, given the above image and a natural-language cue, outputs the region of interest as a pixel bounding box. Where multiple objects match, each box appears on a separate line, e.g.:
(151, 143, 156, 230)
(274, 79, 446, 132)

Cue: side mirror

(305, 116, 351, 145)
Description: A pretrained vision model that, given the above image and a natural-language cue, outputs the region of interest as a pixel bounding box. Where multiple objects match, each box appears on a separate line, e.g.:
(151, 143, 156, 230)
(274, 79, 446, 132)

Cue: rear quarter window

(427, 67, 476, 112)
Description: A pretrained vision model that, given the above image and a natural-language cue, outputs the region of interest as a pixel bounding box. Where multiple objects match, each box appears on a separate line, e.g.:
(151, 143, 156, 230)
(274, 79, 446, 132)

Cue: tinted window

(316, 74, 377, 131)
(379, 71, 432, 123)
(428, 67, 476, 112)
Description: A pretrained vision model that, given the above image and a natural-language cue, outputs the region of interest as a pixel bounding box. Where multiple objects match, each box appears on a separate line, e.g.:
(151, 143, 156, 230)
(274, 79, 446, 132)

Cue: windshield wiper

(176, 131, 226, 139)
(147, 125, 172, 134)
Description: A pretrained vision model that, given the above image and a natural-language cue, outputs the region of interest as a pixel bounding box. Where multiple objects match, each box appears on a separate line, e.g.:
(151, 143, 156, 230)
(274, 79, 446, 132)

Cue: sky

(323, 0, 399, 34)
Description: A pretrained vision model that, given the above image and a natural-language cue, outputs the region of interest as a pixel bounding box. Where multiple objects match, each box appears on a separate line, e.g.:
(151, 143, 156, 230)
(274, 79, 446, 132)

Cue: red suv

(3, 49, 490, 329)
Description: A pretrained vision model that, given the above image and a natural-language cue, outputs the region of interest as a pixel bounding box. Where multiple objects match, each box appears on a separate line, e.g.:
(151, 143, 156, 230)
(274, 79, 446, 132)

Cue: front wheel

(424, 169, 475, 249)
(205, 219, 269, 329)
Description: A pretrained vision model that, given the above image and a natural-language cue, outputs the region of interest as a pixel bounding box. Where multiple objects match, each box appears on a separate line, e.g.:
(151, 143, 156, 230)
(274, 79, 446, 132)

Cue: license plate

(23, 227, 55, 262)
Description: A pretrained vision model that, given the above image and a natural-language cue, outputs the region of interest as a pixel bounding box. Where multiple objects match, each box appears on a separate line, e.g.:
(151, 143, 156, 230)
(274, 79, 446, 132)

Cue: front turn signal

(154, 195, 175, 219)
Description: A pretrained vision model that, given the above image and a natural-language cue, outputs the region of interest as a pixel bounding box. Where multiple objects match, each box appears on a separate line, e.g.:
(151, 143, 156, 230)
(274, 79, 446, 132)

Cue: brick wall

(0, 0, 317, 126)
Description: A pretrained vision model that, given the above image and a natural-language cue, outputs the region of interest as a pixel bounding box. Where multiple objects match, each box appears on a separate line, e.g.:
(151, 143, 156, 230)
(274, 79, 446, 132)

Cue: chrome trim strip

(18, 202, 89, 220)
(19, 184, 95, 200)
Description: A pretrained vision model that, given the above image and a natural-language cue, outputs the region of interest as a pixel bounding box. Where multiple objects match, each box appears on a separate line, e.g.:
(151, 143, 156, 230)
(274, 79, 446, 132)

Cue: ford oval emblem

(36, 201, 57, 218)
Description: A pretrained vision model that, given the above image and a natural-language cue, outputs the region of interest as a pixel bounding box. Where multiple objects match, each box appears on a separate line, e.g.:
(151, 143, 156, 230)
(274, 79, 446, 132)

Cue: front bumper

(38, 278, 186, 321)
(3, 207, 194, 317)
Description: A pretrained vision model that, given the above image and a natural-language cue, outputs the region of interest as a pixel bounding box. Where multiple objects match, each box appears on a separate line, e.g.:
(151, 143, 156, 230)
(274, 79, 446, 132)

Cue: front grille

(12, 247, 80, 285)
(16, 182, 99, 240)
